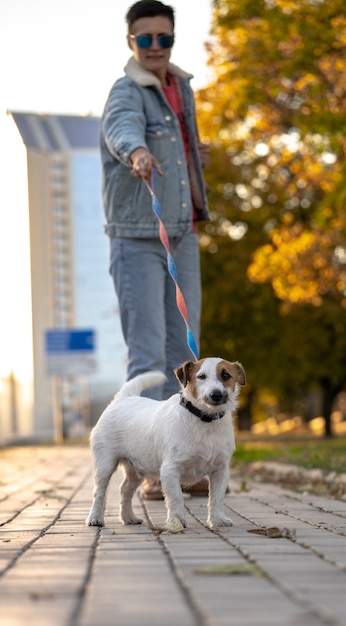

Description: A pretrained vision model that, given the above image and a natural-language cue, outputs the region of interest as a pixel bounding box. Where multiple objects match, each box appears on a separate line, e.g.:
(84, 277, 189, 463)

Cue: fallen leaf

(195, 563, 264, 577)
(29, 592, 56, 601)
(240, 480, 251, 492)
(154, 515, 185, 534)
(36, 489, 66, 502)
(248, 527, 296, 539)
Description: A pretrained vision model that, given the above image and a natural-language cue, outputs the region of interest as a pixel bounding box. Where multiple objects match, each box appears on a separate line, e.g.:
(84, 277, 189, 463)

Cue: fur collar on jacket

(124, 56, 193, 88)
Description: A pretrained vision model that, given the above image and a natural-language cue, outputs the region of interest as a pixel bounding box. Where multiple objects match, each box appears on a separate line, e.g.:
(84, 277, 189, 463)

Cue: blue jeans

(110, 233, 201, 399)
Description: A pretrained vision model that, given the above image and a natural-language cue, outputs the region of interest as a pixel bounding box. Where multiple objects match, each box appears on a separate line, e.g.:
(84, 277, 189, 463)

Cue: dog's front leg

(207, 466, 233, 528)
(160, 463, 186, 528)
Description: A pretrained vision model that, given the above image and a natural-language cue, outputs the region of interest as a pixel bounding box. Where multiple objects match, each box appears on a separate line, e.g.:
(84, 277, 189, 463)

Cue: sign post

(45, 329, 97, 442)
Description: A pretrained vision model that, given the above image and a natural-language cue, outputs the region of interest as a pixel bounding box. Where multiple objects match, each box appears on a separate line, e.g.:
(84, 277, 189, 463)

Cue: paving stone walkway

(1, 445, 346, 626)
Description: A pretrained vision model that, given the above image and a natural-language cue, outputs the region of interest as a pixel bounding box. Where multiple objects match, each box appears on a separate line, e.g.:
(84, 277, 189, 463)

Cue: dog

(86, 357, 246, 529)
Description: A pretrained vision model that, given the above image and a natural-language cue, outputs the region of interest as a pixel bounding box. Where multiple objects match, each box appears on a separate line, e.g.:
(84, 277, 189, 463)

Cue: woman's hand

(130, 148, 163, 180)
(198, 142, 210, 168)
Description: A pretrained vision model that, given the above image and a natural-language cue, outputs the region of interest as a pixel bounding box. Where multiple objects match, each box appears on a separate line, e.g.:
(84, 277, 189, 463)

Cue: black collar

(180, 395, 225, 423)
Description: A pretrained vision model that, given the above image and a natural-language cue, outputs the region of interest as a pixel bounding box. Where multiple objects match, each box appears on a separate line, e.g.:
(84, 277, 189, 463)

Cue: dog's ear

(230, 361, 246, 386)
(175, 360, 196, 387)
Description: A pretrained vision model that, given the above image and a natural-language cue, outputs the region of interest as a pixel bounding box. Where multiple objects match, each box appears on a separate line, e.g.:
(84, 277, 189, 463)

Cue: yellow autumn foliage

(196, 0, 346, 308)
(248, 225, 346, 305)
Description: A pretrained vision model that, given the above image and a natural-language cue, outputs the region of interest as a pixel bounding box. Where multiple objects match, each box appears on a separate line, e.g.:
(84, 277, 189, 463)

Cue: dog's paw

(167, 513, 187, 528)
(120, 515, 143, 525)
(86, 515, 105, 527)
(207, 515, 233, 528)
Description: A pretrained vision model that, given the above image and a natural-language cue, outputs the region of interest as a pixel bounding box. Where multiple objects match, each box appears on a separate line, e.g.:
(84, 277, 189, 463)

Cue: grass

(232, 437, 346, 475)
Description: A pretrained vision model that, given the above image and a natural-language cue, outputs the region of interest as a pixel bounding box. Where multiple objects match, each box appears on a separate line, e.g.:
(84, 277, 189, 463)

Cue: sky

(1, 0, 213, 117)
(0, 0, 214, 382)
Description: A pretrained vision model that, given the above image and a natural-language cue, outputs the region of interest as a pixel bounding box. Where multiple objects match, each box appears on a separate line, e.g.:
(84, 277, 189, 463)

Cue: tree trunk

(320, 378, 340, 438)
(237, 389, 255, 431)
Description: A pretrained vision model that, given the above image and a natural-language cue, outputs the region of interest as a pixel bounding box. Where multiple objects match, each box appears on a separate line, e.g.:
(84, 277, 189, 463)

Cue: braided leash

(143, 170, 199, 361)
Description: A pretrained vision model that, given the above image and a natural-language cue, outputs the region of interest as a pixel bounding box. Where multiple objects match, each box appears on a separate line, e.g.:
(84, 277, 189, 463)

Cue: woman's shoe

(182, 477, 209, 496)
(183, 478, 230, 496)
(141, 477, 230, 500)
(141, 479, 164, 500)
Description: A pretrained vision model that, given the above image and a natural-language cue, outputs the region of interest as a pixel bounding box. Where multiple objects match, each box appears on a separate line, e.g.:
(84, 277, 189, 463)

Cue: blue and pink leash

(142, 170, 199, 362)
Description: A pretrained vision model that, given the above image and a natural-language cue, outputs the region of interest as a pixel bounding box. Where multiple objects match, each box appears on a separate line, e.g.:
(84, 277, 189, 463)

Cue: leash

(142, 170, 199, 361)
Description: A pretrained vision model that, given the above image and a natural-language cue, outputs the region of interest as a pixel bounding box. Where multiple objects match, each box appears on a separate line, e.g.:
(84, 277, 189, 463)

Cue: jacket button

(156, 130, 162, 136)
(181, 180, 186, 186)
(182, 202, 187, 208)
(171, 136, 176, 142)
(177, 160, 182, 166)
(165, 115, 171, 121)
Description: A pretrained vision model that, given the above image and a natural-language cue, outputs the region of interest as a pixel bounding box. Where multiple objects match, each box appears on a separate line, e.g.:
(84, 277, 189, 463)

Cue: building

(2, 112, 127, 443)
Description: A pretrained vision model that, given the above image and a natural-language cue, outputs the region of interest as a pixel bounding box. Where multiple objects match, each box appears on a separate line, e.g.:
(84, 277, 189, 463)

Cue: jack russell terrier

(86, 357, 246, 529)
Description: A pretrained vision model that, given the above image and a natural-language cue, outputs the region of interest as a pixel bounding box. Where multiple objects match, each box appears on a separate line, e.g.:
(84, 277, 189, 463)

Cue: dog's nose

(209, 389, 227, 405)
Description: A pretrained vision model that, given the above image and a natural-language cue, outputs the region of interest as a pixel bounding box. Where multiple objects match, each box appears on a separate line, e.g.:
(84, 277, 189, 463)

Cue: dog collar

(180, 395, 225, 423)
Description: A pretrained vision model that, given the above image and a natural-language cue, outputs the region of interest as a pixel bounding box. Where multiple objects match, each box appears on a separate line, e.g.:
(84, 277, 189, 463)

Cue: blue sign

(45, 329, 95, 353)
(45, 329, 97, 376)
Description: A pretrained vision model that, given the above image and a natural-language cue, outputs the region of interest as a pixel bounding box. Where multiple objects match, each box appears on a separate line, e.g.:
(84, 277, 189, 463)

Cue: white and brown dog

(86, 357, 246, 529)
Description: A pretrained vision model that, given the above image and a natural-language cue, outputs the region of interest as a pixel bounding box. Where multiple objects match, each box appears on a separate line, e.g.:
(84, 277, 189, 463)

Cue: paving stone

(1, 445, 346, 626)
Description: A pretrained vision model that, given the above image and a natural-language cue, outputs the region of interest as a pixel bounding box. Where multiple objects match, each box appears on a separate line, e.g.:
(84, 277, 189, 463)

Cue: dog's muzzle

(206, 389, 228, 406)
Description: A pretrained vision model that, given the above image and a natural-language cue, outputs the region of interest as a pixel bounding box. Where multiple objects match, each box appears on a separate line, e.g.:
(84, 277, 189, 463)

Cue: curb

(245, 461, 346, 498)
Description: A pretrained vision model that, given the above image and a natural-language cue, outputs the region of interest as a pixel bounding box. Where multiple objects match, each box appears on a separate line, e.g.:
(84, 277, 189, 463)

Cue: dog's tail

(116, 371, 167, 398)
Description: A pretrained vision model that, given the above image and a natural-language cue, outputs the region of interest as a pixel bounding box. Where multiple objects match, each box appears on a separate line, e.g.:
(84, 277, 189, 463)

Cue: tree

(197, 0, 346, 435)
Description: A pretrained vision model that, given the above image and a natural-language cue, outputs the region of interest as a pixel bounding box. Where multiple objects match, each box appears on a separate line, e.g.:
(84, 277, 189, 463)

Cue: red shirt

(163, 74, 197, 228)
(162, 73, 189, 162)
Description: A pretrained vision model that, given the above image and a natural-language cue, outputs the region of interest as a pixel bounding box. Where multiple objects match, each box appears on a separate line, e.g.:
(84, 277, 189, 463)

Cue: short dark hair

(126, 1, 175, 30)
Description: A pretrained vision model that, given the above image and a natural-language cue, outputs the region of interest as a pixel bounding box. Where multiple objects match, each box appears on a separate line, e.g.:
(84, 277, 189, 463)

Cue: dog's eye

(221, 370, 231, 381)
(197, 373, 206, 380)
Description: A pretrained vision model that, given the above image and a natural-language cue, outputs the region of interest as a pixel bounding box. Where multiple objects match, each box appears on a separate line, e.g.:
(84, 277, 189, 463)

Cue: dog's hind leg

(86, 458, 116, 527)
(119, 463, 143, 525)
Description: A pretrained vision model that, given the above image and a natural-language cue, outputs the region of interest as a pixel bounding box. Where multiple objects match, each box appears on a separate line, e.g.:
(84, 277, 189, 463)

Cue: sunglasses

(129, 33, 175, 49)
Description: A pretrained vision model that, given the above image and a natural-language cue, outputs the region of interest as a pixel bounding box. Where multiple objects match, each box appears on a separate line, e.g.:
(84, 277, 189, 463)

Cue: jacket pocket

(145, 123, 171, 164)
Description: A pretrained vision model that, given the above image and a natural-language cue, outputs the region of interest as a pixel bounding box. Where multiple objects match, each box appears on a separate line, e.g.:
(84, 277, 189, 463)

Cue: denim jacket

(100, 57, 210, 238)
